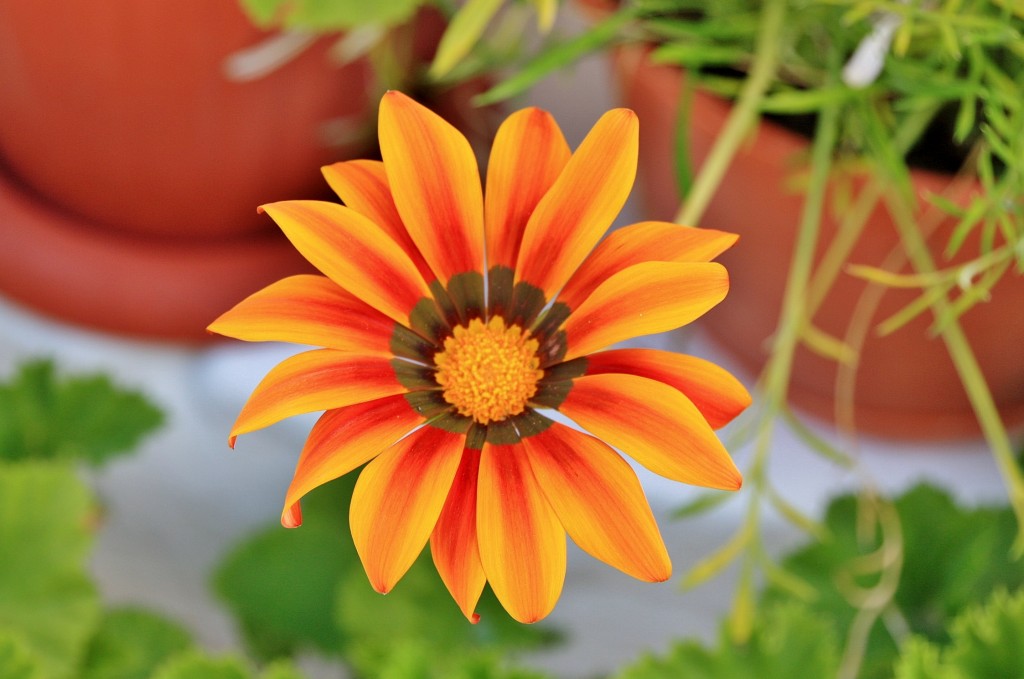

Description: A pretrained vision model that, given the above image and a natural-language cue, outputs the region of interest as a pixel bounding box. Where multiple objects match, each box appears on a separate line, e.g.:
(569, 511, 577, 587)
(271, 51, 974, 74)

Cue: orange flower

(209, 91, 750, 624)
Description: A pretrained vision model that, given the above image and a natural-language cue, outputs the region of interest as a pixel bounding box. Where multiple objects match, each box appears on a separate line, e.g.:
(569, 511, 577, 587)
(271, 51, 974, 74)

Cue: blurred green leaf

(614, 602, 839, 679)
(0, 461, 100, 679)
(336, 550, 560, 678)
(237, 0, 423, 30)
(80, 608, 193, 679)
(149, 652, 306, 679)
(212, 477, 359, 661)
(0, 360, 163, 466)
(0, 631, 43, 679)
(429, 0, 504, 81)
(762, 484, 1024, 679)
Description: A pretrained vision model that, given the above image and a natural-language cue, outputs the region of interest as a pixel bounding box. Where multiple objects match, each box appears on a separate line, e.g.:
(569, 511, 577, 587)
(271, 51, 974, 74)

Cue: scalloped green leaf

(80, 608, 193, 679)
(762, 484, 1024, 679)
(0, 461, 100, 679)
(212, 476, 359, 660)
(0, 360, 163, 466)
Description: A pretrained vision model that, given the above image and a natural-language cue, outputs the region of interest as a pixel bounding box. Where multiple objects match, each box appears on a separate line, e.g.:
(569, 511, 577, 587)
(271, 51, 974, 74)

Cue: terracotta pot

(0, 0, 374, 240)
(614, 45, 1024, 438)
(0, 2, 492, 343)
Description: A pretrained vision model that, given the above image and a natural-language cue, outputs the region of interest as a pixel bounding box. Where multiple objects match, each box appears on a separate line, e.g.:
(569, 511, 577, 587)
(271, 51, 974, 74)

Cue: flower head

(209, 91, 750, 624)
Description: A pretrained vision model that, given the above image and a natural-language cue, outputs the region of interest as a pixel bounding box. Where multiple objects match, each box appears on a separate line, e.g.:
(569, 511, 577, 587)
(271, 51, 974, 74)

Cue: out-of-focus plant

(479, 0, 1024, 654)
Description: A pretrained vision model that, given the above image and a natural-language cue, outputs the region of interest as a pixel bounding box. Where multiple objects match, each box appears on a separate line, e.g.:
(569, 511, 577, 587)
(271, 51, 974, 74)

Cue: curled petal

(477, 443, 566, 623)
(559, 374, 742, 491)
(350, 425, 465, 593)
(379, 91, 484, 283)
(559, 222, 738, 310)
(585, 349, 751, 429)
(521, 423, 671, 582)
(261, 200, 431, 324)
(430, 448, 486, 623)
(208, 274, 395, 354)
(485, 107, 571, 270)
(515, 108, 638, 299)
(281, 395, 424, 526)
(230, 350, 405, 442)
(563, 261, 729, 361)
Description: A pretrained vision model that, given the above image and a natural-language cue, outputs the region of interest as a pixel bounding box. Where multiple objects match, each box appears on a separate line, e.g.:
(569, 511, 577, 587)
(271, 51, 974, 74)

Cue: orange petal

(261, 200, 431, 324)
(208, 274, 395, 354)
(515, 109, 638, 298)
(230, 349, 405, 440)
(430, 448, 486, 623)
(521, 423, 671, 582)
(558, 222, 738, 310)
(350, 425, 465, 593)
(281, 395, 424, 526)
(321, 160, 435, 281)
(559, 374, 742, 491)
(585, 349, 751, 429)
(477, 443, 566, 623)
(485, 107, 571, 270)
(563, 261, 729, 361)
(378, 91, 484, 282)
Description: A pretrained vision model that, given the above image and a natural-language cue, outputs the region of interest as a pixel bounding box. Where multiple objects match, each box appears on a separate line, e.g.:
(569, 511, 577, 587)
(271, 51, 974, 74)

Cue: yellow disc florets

(434, 316, 543, 425)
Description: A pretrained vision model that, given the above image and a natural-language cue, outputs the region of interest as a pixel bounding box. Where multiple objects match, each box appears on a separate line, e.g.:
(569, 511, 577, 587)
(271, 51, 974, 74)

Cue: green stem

(673, 0, 787, 227)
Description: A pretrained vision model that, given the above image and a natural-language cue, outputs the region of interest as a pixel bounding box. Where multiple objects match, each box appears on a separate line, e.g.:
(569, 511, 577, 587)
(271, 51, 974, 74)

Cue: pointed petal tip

(228, 435, 237, 449)
(469, 612, 481, 625)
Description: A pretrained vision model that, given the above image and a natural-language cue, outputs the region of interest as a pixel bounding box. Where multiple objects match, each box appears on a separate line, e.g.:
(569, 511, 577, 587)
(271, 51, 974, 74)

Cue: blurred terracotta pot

(0, 2, 486, 342)
(615, 45, 1024, 438)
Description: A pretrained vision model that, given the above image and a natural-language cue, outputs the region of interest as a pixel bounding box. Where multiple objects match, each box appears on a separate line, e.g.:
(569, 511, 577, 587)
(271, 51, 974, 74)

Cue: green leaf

(0, 461, 101, 679)
(429, 0, 505, 81)
(212, 477, 359, 660)
(336, 550, 560, 677)
(237, 0, 423, 30)
(943, 588, 1024, 678)
(148, 653, 249, 679)
(0, 360, 163, 466)
(80, 608, 193, 679)
(0, 631, 44, 679)
(762, 484, 1024, 679)
(614, 602, 840, 679)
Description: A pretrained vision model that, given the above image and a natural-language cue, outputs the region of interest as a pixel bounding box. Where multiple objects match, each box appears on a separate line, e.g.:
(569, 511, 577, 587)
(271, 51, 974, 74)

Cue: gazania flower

(209, 91, 749, 624)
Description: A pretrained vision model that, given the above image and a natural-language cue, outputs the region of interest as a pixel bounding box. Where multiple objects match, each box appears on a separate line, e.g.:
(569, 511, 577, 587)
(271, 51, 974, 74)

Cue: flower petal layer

(478, 443, 566, 623)
(585, 349, 751, 429)
(230, 350, 406, 441)
(559, 223, 738, 310)
(378, 90, 484, 283)
(208, 274, 395, 354)
(261, 200, 431, 324)
(281, 395, 424, 526)
(321, 159, 434, 280)
(521, 423, 670, 582)
(559, 374, 742, 491)
(350, 425, 465, 593)
(515, 109, 638, 298)
(485, 107, 571, 269)
(563, 261, 728, 361)
(431, 448, 486, 623)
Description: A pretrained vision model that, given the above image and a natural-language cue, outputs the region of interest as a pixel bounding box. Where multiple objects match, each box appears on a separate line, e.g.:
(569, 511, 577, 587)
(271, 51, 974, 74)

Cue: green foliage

(80, 608, 194, 679)
(895, 588, 1024, 679)
(0, 360, 163, 466)
(615, 602, 840, 679)
(215, 473, 557, 677)
(149, 653, 306, 679)
(237, 0, 424, 30)
(761, 484, 1024, 679)
(0, 461, 101, 679)
(0, 632, 44, 679)
(368, 640, 554, 679)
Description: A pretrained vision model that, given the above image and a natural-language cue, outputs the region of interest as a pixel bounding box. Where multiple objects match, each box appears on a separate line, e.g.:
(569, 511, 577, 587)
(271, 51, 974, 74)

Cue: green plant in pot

(479, 0, 1024, 641)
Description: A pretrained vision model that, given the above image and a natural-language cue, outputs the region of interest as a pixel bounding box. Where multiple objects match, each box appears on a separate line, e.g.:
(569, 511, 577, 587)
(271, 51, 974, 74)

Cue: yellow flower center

(434, 316, 543, 425)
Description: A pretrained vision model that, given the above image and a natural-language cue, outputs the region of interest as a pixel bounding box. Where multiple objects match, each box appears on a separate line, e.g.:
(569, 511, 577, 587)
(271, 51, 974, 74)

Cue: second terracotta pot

(615, 45, 1024, 439)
